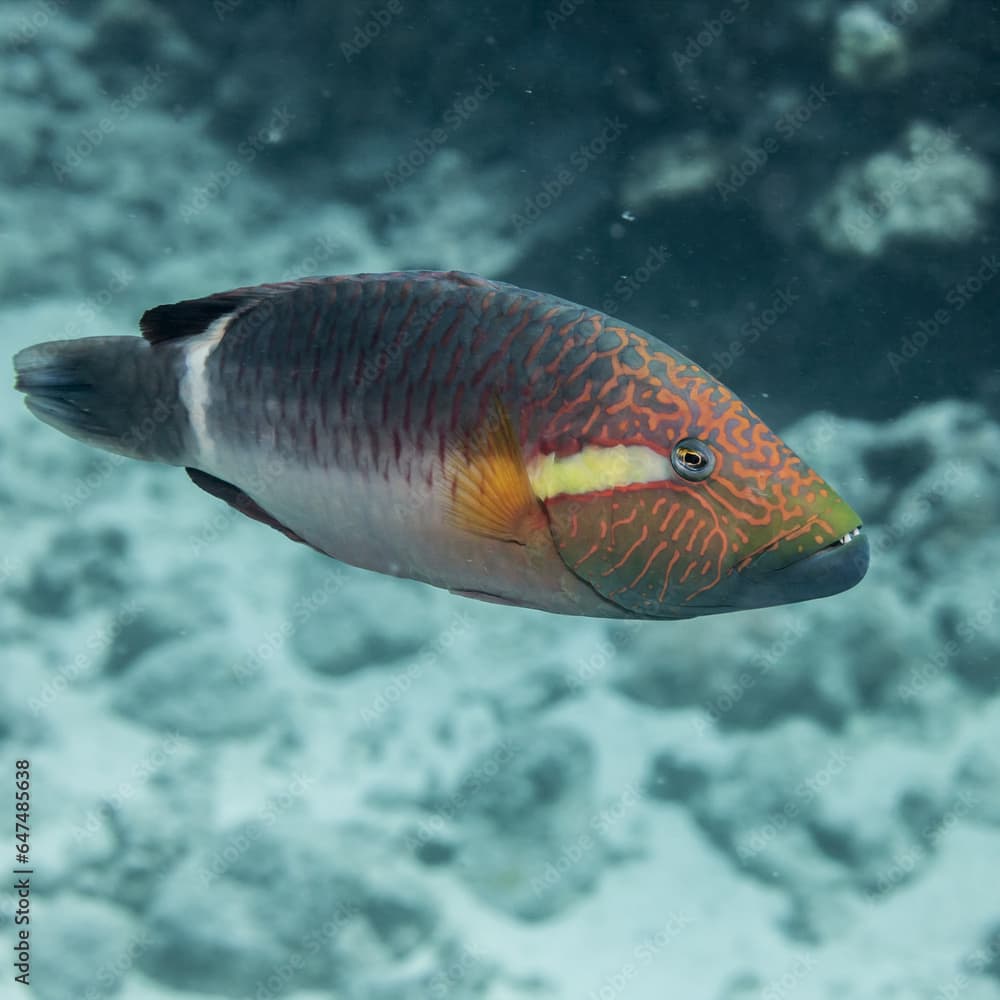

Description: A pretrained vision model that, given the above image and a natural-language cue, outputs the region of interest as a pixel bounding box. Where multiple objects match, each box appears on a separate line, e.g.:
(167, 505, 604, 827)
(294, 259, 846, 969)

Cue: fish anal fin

(443, 395, 548, 544)
(186, 468, 311, 547)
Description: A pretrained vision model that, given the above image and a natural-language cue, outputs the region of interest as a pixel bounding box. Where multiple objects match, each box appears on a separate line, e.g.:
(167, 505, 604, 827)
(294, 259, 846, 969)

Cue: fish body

(13, 270, 869, 618)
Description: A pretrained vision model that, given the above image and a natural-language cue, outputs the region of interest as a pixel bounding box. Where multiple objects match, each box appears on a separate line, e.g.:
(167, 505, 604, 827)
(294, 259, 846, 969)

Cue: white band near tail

(178, 313, 233, 466)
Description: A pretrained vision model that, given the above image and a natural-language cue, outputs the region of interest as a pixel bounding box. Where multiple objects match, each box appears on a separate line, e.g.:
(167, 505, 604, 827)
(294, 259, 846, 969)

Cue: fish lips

(723, 528, 871, 611)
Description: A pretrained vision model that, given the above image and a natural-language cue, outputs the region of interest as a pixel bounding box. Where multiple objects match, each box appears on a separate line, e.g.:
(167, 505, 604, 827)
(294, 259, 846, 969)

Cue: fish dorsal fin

(186, 467, 312, 547)
(140, 293, 254, 344)
(140, 280, 317, 345)
(443, 396, 548, 543)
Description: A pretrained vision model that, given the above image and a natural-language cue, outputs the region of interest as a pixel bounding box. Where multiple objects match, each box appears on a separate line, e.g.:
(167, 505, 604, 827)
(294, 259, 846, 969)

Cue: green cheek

(544, 489, 727, 618)
(728, 486, 865, 575)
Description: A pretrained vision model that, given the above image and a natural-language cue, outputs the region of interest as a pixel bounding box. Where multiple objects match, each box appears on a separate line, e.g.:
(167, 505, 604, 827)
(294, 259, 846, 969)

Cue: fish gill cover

(0, 1, 998, 999)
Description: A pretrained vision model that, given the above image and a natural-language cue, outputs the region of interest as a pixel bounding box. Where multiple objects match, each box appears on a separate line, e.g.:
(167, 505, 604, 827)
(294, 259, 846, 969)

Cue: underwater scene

(2, 1, 999, 998)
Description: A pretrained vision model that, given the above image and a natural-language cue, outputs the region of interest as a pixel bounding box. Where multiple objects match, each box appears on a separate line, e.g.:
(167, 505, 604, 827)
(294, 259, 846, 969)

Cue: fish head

(528, 332, 869, 618)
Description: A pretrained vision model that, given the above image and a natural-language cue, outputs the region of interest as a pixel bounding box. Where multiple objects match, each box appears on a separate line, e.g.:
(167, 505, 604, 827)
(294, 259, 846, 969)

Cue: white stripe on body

(178, 313, 233, 466)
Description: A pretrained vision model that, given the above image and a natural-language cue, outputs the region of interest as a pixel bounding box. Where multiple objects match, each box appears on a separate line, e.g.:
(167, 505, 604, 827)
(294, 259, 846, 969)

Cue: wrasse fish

(12, 271, 868, 619)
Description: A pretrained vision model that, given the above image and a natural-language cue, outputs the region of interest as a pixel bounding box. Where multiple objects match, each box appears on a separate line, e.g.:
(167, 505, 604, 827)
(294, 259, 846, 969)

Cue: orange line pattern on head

(526, 312, 846, 614)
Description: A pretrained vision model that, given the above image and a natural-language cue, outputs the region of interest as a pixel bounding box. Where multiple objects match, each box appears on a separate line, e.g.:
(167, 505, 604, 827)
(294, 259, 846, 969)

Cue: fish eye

(671, 438, 715, 481)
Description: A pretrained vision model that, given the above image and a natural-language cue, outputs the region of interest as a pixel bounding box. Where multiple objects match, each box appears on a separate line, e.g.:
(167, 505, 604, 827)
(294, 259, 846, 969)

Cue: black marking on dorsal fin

(139, 279, 325, 345)
(140, 293, 253, 344)
(186, 467, 313, 548)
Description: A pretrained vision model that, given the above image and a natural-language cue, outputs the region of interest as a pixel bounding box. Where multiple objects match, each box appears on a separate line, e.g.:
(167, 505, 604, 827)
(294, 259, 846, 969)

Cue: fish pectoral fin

(442, 394, 548, 544)
(185, 468, 311, 547)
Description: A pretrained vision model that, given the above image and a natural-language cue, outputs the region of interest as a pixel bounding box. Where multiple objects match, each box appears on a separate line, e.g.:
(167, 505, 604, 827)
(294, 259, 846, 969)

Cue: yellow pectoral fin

(443, 395, 548, 543)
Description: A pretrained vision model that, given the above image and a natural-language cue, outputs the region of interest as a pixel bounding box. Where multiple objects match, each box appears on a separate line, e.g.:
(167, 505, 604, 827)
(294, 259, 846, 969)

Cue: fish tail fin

(13, 336, 185, 463)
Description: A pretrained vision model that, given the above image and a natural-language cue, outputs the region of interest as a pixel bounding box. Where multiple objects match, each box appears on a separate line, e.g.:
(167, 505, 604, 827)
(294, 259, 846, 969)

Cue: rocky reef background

(1, 1, 998, 998)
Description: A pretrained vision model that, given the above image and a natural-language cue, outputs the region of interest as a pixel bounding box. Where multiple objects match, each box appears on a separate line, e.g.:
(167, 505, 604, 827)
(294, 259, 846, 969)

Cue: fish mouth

(723, 523, 870, 610)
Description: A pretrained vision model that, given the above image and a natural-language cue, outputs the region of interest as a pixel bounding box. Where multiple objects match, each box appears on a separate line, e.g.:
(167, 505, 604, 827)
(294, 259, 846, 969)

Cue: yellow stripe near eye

(526, 445, 672, 500)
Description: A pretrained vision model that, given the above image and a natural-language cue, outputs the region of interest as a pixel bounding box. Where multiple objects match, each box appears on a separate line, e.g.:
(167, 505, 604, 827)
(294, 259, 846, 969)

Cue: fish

(12, 270, 869, 619)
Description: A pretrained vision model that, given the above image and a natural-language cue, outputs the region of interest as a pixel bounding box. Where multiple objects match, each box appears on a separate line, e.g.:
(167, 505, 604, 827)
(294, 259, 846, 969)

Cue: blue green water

(1, 2, 998, 998)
